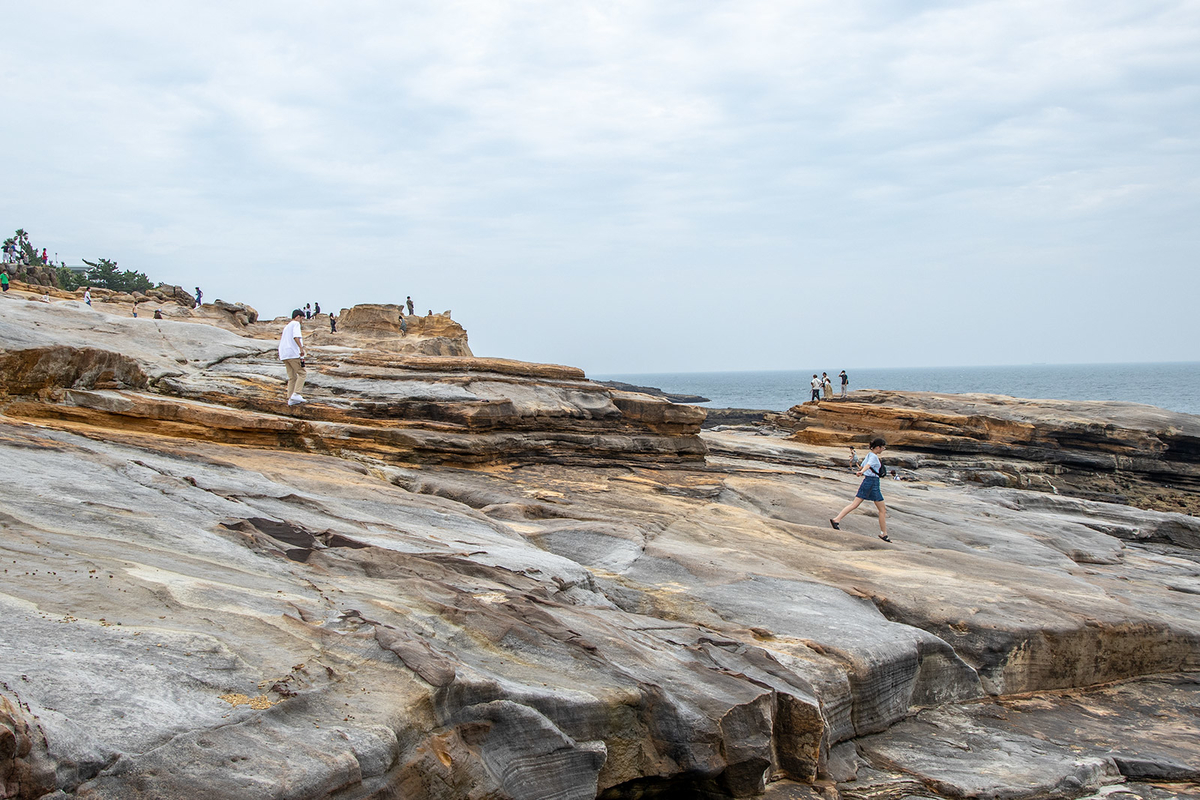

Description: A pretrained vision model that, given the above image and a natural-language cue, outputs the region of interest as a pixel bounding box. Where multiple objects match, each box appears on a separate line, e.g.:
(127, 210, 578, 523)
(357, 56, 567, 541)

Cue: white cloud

(2, 0, 1198, 371)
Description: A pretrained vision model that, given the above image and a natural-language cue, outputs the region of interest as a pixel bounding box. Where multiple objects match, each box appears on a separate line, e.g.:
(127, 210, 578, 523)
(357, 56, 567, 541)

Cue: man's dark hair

(291, 308, 304, 319)
(870, 437, 887, 450)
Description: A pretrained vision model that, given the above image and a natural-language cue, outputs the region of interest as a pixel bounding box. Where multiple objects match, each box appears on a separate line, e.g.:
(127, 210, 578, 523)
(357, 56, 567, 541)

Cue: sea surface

(596, 362, 1200, 417)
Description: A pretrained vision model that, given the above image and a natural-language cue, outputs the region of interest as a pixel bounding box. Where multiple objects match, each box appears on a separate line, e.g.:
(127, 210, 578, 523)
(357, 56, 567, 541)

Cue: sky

(3, 1, 1198, 374)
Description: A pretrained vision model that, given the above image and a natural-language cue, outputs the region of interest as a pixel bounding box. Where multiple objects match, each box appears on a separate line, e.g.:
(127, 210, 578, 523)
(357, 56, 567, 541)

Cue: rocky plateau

(0, 286, 1197, 800)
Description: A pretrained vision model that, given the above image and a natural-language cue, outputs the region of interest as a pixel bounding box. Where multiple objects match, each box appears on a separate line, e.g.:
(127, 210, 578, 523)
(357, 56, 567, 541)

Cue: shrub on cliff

(81, 258, 154, 293)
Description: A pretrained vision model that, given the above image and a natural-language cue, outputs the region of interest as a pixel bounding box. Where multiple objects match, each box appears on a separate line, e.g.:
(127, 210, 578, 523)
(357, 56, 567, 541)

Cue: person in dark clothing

(329, 314, 337, 333)
(314, 302, 321, 315)
(406, 296, 414, 315)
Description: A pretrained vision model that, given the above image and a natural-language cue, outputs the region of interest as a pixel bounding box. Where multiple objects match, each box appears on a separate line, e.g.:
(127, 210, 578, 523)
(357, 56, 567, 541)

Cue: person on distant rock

(131, 301, 138, 318)
(830, 438, 892, 543)
(406, 296, 414, 315)
(304, 303, 312, 320)
(398, 314, 407, 335)
(810, 374, 821, 403)
(839, 370, 848, 398)
(822, 373, 833, 400)
(279, 309, 308, 406)
(194, 287, 202, 308)
(153, 308, 163, 319)
(83, 287, 92, 305)
(329, 313, 337, 333)
(1, 270, 8, 292)
(314, 302, 321, 316)
(849, 446, 859, 471)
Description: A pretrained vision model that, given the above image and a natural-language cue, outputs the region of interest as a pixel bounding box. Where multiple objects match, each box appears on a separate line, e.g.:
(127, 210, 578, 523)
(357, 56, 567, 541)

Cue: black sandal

(878, 533, 892, 542)
(829, 519, 840, 530)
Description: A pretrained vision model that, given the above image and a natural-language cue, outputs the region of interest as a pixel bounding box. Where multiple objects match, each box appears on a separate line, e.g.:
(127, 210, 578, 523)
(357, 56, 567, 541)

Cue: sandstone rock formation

(768, 390, 1200, 514)
(0, 294, 1197, 799)
(337, 304, 472, 357)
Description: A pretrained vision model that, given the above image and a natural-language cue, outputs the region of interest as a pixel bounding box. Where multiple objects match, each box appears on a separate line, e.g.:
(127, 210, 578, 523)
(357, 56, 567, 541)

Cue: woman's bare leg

(874, 500, 888, 535)
(833, 497, 863, 523)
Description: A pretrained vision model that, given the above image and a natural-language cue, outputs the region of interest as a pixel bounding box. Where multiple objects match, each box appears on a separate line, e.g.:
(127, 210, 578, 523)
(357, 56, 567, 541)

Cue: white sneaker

(287, 394, 306, 405)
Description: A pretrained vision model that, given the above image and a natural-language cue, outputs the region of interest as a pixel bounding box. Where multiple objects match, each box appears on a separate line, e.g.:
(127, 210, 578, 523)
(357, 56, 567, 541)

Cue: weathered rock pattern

(0, 293, 1198, 799)
(337, 304, 472, 356)
(768, 390, 1200, 514)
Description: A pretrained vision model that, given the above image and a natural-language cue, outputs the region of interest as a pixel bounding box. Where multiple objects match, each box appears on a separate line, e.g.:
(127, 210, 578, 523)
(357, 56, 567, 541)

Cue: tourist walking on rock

(84, 287, 92, 306)
(329, 313, 337, 333)
(279, 309, 308, 406)
(839, 370, 848, 398)
(810, 374, 821, 403)
(1, 270, 8, 292)
(830, 438, 892, 542)
(822, 373, 833, 400)
(194, 287, 202, 308)
(406, 296, 414, 315)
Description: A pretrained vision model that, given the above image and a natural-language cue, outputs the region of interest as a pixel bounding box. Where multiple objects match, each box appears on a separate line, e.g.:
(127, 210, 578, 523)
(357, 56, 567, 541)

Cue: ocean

(596, 362, 1200, 417)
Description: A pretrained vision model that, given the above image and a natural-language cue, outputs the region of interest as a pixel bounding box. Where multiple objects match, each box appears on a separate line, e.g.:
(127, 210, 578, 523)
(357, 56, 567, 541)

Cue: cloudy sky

(3, 1, 1198, 373)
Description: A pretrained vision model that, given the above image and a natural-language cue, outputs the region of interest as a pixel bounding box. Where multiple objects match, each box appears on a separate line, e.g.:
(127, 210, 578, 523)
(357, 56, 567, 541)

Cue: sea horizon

(596, 361, 1200, 417)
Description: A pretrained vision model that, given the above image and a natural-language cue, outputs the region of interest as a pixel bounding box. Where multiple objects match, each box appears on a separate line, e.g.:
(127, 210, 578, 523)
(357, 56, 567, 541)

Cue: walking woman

(829, 437, 892, 542)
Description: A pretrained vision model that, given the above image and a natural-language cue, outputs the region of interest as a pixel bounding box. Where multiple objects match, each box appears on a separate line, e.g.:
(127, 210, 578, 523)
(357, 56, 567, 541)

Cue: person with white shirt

(279, 309, 307, 406)
(829, 437, 892, 542)
(809, 374, 821, 403)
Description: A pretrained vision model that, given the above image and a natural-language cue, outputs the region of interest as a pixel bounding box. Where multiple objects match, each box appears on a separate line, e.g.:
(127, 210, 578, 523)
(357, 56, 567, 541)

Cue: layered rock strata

(0, 295, 1197, 799)
(768, 390, 1200, 514)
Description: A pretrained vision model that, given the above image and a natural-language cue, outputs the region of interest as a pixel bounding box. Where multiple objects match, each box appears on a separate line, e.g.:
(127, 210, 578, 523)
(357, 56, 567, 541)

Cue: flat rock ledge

(0, 295, 1198, 800)
(768, 390, 1200, 515)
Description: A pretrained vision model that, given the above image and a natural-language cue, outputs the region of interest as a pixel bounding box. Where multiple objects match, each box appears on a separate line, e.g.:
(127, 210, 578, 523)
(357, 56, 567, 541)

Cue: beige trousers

(284, 358, 307, 398)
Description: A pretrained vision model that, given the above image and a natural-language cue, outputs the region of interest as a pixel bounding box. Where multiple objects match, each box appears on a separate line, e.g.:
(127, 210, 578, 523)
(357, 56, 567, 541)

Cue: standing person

(279, 309, 307, 406)
(0, 270, 8, 292)
(829, 438, 892, 542)
(304, 303, 312, 319)
(839, 370, 849, 398)
(132, 301, 138, 318)
(810, 374, 821, 403)
(84, 286, 92, 306)
(822, 372, 833, 400)
(329, 314, 337, 334)
(194, 287, 203, 308)
(406, 296, 414, 315)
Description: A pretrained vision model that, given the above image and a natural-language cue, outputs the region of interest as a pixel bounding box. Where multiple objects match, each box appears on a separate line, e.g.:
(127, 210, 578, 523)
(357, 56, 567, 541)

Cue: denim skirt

(856, 476, 884, 502)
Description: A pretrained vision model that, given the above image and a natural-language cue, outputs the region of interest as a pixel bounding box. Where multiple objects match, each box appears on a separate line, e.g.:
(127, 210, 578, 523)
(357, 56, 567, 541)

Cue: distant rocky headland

(1, 279, 1197, 800)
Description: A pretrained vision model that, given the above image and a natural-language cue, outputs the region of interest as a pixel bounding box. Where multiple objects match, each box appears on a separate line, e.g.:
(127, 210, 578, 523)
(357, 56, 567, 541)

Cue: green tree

(82, 258, 120, 288)
(57, 266, 87, 291)
(81, 258, 154, 292)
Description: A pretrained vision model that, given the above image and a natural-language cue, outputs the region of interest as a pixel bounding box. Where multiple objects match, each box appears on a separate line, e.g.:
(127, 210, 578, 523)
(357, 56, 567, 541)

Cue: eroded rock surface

(768, 391, 1200, 514)
(0, 294, 1198, 799)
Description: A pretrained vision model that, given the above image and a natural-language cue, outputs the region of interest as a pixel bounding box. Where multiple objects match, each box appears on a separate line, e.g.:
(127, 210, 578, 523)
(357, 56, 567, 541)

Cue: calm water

(597, 363, 1200, 417)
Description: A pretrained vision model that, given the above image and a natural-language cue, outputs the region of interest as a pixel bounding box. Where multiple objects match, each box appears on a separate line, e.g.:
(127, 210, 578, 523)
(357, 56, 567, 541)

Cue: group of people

(809, 370, 849, 402)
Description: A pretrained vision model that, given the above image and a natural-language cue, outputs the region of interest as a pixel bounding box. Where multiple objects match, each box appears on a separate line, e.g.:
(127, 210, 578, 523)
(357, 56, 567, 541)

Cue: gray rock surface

(1, 294, 1198, 799)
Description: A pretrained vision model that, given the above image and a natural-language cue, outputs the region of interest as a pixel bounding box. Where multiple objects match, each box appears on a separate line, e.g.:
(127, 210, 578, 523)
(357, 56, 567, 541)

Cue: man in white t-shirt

(279, 309, 307, 405)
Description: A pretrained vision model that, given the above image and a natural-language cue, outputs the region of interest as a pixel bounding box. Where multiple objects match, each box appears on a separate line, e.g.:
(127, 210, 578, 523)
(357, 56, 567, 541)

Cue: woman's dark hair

(870, 437, 887, 449)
